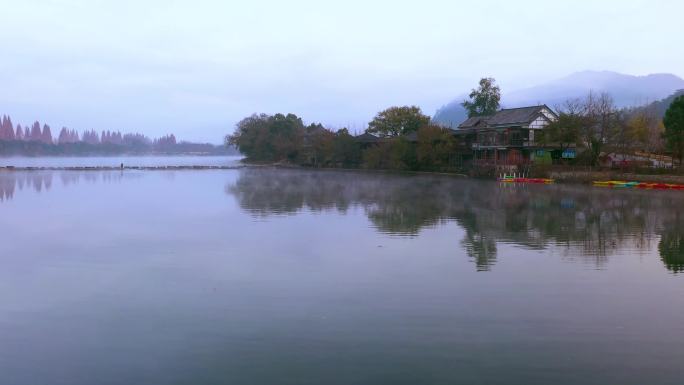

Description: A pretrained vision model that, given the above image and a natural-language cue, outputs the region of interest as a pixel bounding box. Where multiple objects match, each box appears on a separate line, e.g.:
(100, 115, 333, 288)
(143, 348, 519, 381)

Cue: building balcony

(472, 140, 535, 149)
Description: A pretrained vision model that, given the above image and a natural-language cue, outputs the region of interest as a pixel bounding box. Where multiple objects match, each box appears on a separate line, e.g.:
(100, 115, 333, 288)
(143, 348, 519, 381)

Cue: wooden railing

(472, 140, 534, 148)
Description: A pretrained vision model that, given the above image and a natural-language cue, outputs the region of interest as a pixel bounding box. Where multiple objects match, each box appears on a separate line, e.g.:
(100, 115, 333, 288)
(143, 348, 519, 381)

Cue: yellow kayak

(593, 180, 639, 188)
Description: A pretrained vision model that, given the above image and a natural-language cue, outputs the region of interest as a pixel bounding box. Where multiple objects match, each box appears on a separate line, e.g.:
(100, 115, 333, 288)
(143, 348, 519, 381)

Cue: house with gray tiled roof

(455, 105, 559, 166)
(354, 132, 381, 146)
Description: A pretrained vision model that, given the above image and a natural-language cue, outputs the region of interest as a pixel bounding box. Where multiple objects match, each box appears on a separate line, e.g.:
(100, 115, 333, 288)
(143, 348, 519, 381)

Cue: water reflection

(0, 172, 54, 199)
(0, 171, 132, 201)
(227, 168, 684, 272)
(2, 168, 682, 273)
(659, 213, 684, 273)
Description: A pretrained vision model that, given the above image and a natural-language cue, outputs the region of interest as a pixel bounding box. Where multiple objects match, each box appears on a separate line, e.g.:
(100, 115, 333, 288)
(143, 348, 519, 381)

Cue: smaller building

(354, 132, 381, 149)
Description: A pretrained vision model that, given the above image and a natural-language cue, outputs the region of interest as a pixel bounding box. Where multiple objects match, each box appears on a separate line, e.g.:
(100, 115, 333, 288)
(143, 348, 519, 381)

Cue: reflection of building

(455, 105, 561, 167)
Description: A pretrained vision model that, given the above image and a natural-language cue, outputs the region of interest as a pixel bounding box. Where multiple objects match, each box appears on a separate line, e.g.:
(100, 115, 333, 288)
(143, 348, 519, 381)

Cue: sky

(0, 0, 682, 143)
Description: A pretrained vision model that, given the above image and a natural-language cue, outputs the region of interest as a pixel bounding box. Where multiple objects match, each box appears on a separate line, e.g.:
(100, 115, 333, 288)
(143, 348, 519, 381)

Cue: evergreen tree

(0, 115, 6, 140)
(8, 117, 14, 140)
(30, 121, 42, 141)
(0, 115, 15, 140)
(4, 116, 15, 140)
(663, 95, 684, 167)
(58, 127, 70, 144)
(42, 124, 53, 144)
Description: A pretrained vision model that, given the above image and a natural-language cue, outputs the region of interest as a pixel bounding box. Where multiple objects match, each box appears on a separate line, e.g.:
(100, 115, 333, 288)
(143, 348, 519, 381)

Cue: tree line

(537, 92, 684, 166)
(0, 114, 166, 146)
(0, 117, 54, 143)
(227, 78, 684, 170)
(226, 110, 464, 171)
(0, 114, 233, 156)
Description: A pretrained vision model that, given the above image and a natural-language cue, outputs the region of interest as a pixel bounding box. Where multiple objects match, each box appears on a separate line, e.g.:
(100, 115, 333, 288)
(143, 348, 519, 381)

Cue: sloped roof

(486, 105, 555, 127)
(457, 116, 487, 129)
(355, 132, 380, 143)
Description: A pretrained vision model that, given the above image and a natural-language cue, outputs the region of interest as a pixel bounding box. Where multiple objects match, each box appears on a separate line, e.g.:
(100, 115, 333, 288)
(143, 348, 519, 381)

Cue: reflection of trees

(0, 172, 55, 199)
(659, 213, 684, 274)
(0, 171, 129, 202)
(458, 210, 497, 271)
(226, 170, 358, 216)
(227, 169, 458, 235)
(227, 168, 684, 271)
(659, 233, 684, 273)
(0, 174, 15, 201)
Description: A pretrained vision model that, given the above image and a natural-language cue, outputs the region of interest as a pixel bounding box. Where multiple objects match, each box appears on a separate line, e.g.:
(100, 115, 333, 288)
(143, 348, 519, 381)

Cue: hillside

(635, 89, 684, 118)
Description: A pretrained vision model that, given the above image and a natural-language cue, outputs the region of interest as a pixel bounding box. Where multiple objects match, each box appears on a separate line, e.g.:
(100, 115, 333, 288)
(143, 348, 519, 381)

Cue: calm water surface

(0, 166, 683, 385)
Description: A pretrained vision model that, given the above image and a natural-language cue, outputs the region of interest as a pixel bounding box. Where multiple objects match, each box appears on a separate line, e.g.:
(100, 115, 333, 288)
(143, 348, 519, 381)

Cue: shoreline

(238, 160, 684, 185)
(2, 161, 684, 187)
(254, 163, 684, 185)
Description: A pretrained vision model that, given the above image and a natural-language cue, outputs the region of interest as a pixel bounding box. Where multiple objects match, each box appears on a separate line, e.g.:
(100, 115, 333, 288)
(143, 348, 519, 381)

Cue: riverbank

(3, 160, 684, 188)
(237, 159, 684, 186)
(248, 161, 684, 185)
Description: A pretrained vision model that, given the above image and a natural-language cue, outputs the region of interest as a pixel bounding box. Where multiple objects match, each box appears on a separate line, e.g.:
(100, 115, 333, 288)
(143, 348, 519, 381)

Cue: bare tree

(579, 92, 619, 166)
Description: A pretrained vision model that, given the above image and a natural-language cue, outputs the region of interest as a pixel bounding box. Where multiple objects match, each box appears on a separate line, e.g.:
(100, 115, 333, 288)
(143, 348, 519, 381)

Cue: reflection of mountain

(227, 168, 684, 272)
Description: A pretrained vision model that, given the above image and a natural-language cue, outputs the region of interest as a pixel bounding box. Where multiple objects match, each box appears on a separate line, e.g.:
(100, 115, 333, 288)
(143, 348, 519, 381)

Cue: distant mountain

(506, 71, 684, 107)
(433, 71, 684, 127)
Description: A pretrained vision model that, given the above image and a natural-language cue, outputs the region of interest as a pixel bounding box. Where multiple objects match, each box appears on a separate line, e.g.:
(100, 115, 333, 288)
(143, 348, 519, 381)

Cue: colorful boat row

(499, 177, 555, 184)
(593, 180, 684, 190)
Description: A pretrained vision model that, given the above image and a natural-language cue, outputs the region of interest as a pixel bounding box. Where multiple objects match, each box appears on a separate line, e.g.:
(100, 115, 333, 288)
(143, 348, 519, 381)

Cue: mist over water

(0, 167, 683, 385)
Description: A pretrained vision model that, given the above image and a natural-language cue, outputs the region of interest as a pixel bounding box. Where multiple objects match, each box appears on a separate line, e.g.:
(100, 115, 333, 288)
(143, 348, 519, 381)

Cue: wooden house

(455, 105, 559, 166)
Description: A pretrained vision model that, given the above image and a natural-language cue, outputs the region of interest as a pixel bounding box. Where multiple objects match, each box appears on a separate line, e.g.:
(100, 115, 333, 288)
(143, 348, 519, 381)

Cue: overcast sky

(1, 0, 682, 142)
